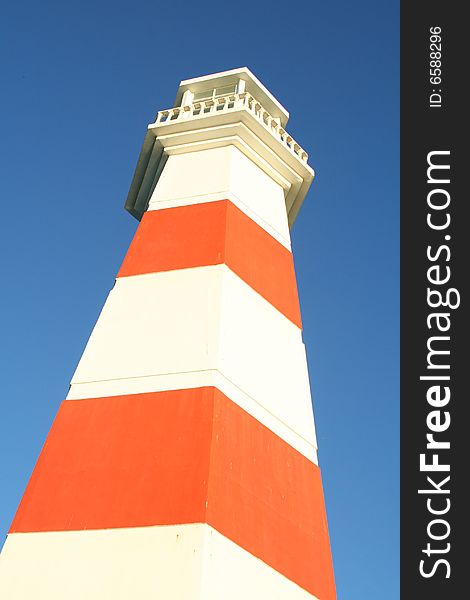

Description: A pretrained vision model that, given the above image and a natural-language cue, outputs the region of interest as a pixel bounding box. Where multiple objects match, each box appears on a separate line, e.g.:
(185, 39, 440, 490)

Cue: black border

(400, 4, 465, 597)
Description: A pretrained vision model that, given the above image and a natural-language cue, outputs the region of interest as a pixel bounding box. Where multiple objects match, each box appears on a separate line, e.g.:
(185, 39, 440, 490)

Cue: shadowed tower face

(0, 68, 336, 600)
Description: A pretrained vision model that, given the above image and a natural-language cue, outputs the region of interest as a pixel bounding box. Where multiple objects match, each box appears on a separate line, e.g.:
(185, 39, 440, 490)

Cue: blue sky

(0, 1, 399, 598)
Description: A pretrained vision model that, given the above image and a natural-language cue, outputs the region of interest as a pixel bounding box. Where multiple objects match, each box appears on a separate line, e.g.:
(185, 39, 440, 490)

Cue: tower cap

(175, 67, 289, 127)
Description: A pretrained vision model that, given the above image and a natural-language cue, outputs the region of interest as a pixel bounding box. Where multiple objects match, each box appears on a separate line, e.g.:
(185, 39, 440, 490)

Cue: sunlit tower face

(0, 68, 336, 600)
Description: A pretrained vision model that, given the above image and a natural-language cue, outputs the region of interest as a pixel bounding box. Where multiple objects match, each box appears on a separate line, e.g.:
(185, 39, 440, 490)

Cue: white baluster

(154, 95, 308, 165)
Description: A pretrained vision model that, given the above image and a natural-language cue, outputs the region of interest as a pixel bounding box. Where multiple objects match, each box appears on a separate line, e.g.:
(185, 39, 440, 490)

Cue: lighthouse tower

(0, 68, 336, 600)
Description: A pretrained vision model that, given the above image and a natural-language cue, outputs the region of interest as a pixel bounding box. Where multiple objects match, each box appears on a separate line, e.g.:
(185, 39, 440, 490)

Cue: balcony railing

(154, 92, 308, 163)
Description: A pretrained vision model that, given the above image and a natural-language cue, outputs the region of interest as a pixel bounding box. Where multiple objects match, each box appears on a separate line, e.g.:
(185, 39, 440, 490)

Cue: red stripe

(12, 389, 213, 531)
(117, 201, 302, 328)
(209, 390, 336, 600)
(11, 389, 335, 599)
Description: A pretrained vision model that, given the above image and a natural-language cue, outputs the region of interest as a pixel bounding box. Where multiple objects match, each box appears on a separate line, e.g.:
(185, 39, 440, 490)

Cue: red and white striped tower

(0, 68, 336, 600)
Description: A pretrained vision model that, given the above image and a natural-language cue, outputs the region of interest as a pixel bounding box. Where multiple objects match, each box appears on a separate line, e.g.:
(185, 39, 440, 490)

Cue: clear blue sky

(0, 1, 399, 598)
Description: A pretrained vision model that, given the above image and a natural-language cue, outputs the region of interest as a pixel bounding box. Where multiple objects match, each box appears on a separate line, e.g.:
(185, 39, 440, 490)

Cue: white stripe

(148, 145, 292, 249)
(70, 265, 317, 451)
(0, 525, 318, 600)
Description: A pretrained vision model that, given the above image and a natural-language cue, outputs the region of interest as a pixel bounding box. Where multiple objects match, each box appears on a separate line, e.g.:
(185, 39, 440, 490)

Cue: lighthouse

(0, 68, 336, 599)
